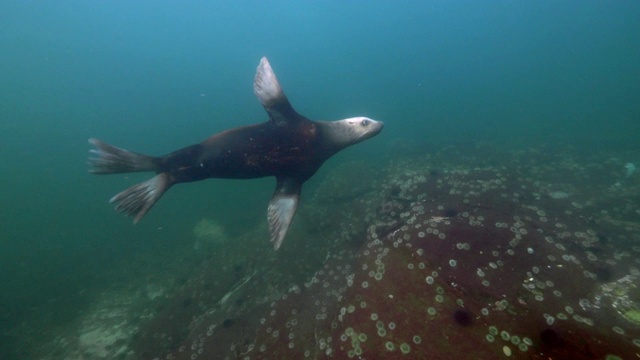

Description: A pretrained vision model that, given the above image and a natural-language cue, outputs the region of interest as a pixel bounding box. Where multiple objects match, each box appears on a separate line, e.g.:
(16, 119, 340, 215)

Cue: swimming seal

(88, 57, 383, 250)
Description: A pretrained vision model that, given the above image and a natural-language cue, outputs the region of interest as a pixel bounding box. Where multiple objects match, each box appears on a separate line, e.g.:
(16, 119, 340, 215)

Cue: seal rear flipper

(110, 173, 172, 224)
(267, 179, 301, 250)
(88, 138, 160, 174)
(253, 57, 300, 126)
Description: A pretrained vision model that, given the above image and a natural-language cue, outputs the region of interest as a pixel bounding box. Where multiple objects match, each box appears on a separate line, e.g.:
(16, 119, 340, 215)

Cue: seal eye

(361, 119, 370, 126)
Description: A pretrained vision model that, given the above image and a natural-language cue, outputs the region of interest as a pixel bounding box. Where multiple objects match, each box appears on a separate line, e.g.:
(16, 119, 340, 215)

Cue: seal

(89, 57, 383, 249)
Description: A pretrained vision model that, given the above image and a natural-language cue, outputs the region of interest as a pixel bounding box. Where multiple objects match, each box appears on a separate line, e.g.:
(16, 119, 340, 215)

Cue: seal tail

(88, 138, 170, 223)
(88, 138, 160, 174)
(110, 173, 171, 224)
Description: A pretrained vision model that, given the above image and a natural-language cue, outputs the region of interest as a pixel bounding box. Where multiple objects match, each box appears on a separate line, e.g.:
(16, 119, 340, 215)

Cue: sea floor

(12, 140, 640, 359)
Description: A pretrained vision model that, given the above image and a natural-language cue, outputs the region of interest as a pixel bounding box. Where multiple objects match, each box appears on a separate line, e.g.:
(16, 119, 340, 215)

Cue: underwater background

(1, 1, 639, 359)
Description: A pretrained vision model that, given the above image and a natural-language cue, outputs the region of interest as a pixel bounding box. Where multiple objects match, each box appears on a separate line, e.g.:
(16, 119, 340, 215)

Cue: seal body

(89, 57, 383, 249)
(162, 119, 320, 182)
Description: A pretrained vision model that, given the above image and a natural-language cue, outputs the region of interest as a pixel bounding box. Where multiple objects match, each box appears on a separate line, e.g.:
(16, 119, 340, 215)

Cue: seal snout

(366, 117, 384, 134)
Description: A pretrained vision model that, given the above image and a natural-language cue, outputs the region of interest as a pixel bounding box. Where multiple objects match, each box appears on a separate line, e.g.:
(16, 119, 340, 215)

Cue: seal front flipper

(253, 57, 301, 126)
(268, 178, 301, 250)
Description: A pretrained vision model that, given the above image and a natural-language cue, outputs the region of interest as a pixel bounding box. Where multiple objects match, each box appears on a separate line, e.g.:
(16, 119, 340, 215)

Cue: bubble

(358, 333, 368, 342)
(413, 335, 421, 344)
(400, 343, 411, 354)
(371, 313, 378, 321)
(385, 341, 395, 351)
(427, 307, 437, 316)
(449, 259, 457, 267)
(425, 276, 434, 285)
(388, 322, 396, 330)
(489, 326, 498, 336)
(377, 327, 387, 337)
(518, 343, 528, 352)
(500, 330, 510, 341)
(486, 334, 495, 342)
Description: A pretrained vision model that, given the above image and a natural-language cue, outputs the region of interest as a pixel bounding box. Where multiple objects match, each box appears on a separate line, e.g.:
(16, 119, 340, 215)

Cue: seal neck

(315, 121, 360, 155)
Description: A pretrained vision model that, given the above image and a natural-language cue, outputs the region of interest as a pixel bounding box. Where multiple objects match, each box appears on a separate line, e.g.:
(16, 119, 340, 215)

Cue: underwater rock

(138, 144, 640, 360)
(312, 161, 379, 203)
(193, 219, 228, 251)
(194, 219, 227, 241)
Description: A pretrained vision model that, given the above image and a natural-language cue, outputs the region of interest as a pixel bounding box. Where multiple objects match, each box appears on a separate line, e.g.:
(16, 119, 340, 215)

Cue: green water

(1, 1, 639, 358)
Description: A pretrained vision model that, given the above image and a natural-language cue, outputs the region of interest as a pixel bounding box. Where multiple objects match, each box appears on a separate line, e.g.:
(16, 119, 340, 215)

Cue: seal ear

(267, 178, 301, 250)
